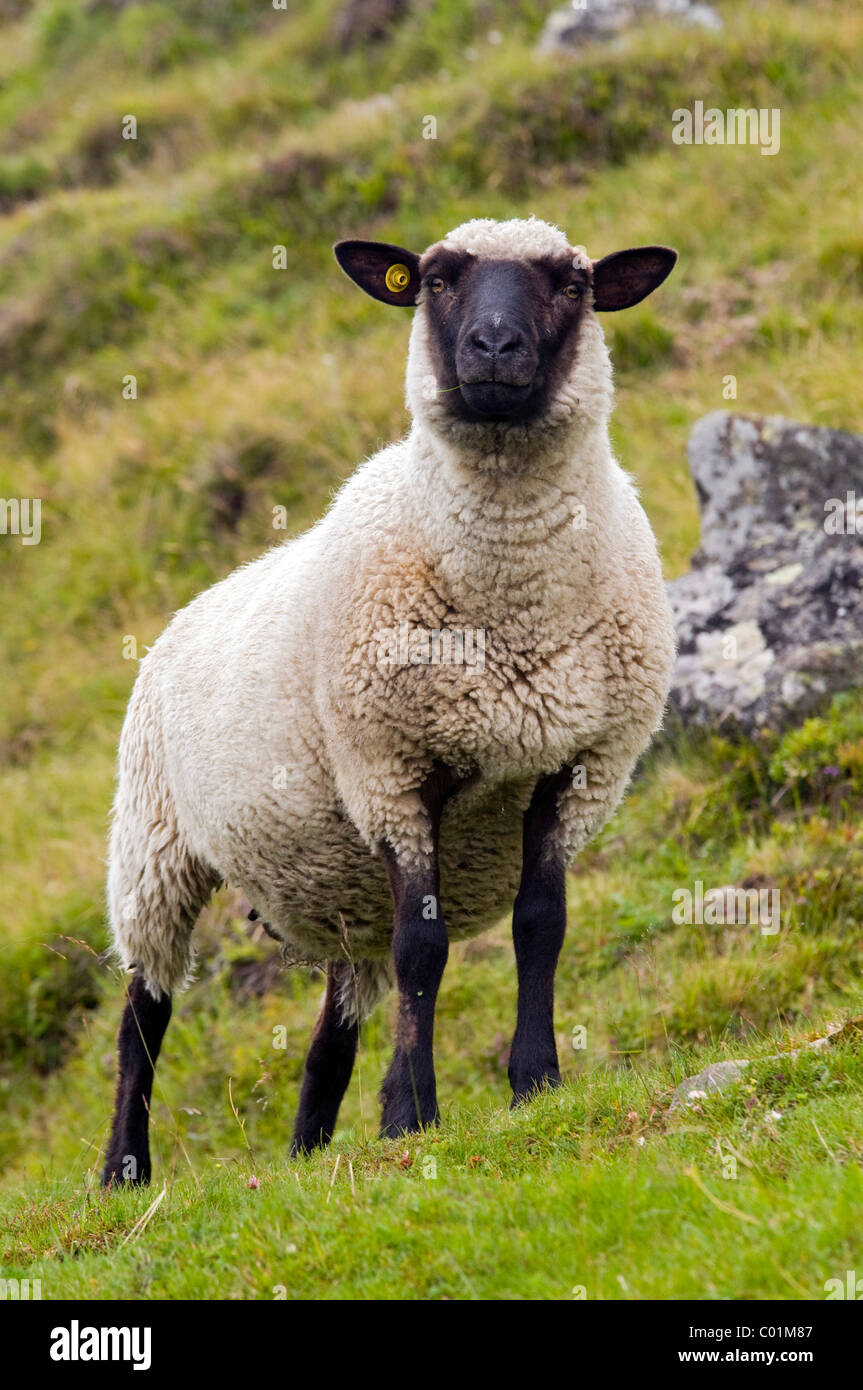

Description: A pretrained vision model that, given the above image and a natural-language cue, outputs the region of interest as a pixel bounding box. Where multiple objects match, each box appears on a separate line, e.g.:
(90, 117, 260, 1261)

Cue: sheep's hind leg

(290, 961, 359, 1155)
(378, 764, 461, 1139)
(508, 765, 572, 1105)
(102, 974, 172, 1187)
(102, 813, 217, 1187)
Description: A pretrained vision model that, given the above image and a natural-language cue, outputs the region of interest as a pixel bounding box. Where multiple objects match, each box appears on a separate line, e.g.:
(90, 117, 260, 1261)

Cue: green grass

(2, 694, 863, 1296)
(1, 0, 862, 1298)
(3, 1044, 863, 1299)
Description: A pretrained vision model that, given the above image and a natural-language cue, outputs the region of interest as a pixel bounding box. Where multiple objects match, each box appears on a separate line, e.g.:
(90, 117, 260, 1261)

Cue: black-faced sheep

(102, 216, 677, 1184)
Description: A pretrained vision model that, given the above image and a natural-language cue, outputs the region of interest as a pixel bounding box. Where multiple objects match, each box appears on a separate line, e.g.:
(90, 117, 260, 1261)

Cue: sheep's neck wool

(398, 218, 620, 620)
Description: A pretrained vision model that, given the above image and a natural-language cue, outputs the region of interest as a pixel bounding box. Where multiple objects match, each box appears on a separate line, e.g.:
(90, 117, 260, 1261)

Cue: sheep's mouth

(456, 379, 535, 421)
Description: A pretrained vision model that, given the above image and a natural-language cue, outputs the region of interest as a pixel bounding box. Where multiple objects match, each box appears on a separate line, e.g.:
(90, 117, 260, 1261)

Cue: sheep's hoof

(509, 1069, 562, 1108)
(289, 1131, 331, 1158)
(379, 1108, 440, 1140)
(100, 1165, 151, 1189)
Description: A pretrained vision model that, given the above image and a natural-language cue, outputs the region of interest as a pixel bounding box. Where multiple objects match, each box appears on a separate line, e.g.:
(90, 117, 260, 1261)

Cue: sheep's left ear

(333, 239, 422, 306)
(591, 246, 678, 311)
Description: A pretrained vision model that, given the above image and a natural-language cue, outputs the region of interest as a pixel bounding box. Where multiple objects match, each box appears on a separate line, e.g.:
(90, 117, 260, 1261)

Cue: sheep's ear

(591, 246, 677, 311)
(333, 240, 422, 306)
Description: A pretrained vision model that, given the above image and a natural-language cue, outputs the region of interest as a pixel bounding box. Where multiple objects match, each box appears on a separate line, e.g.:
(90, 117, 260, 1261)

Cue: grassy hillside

(1, 0, 862, 1298)
(3, 693, 863, 1298)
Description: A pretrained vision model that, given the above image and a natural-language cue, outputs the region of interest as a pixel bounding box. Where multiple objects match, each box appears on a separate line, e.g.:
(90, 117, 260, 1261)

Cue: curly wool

(107, 217, 676, 1021)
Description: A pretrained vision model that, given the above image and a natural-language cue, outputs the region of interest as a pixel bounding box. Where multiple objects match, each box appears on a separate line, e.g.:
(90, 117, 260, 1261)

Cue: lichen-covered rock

(538, 0, 722, 54)
(667, 412, 863, 735)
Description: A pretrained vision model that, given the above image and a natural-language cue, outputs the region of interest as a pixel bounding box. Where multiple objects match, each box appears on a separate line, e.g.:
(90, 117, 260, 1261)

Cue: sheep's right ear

(333, 240, 422, 306)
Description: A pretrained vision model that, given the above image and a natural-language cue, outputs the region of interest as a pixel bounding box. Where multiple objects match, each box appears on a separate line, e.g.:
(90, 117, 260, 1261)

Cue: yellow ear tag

(385, 263, 411, 293)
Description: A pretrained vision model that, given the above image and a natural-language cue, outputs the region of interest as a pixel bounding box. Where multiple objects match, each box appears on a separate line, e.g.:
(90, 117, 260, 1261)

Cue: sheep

(102, 216, 677, 1185)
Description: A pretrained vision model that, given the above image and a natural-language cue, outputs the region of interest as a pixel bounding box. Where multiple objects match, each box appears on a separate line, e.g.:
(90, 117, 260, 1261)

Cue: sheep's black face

(419, 248, 589, 424)
(333, 235, 677, 425)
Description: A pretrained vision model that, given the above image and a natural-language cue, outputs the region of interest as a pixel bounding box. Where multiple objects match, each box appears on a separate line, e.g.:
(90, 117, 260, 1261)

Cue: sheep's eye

(563, 284, 582, 300)
(428, 276, 445, 294)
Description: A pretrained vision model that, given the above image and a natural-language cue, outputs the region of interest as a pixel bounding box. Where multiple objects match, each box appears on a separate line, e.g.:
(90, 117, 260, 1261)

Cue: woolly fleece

(108, 217, 676, 1019)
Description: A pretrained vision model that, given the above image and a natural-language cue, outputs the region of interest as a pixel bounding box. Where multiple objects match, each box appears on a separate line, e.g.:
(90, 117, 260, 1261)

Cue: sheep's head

(334, 217, 676, 460)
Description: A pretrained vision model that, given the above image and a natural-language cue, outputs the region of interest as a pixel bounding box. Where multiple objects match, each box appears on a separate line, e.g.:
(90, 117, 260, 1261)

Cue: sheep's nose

(468, 321, 524, 357)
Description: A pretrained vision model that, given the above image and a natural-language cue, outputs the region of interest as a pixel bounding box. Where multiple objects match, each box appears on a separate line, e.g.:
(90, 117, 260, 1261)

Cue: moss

(768, 692, 863, 794)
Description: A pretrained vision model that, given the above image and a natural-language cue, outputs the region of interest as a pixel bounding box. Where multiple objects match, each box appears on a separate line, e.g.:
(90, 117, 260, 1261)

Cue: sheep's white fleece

(108, 217, 676, 1019)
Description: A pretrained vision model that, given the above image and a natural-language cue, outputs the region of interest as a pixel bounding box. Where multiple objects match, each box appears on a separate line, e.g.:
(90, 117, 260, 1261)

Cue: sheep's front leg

(508, 765, 573, 1104)
(377, 766, 458, 1138)
(509, 743, 637, 1103)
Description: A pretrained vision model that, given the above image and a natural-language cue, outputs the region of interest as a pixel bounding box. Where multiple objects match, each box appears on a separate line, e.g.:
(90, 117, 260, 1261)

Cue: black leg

(378, 765, 460, 1139)
(508, 765, 572, 1104)
(290, 962, 359, 1156)
(102, 973, 172, 1187)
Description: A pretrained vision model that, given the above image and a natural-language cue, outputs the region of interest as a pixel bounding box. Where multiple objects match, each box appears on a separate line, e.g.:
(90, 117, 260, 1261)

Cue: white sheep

(102, 216, 677, 1184)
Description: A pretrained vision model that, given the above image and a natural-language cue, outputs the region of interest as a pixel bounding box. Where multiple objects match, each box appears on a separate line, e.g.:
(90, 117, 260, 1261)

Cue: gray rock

(669, 1059, 749, 1112)
(669, 1035, 835, 1113)
(538, 0, 722, 54)
(666, 412, 863, 735)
